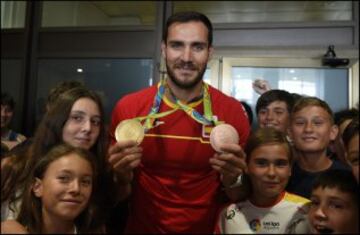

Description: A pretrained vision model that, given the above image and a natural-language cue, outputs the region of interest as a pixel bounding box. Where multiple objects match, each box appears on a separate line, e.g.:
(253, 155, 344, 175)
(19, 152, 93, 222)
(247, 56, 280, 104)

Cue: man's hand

(209, 143, 247, 187)
(108, 140, 143, 185)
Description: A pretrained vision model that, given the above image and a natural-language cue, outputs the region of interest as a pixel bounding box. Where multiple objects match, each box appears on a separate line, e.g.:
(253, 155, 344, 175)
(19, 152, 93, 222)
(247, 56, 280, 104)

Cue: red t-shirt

(110, 84, 250, 233)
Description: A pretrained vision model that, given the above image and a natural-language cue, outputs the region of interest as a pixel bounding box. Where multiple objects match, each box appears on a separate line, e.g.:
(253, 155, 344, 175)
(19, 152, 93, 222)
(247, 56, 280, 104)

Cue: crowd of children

(1, 10, 358, 234)
(2, 83, 358, 234)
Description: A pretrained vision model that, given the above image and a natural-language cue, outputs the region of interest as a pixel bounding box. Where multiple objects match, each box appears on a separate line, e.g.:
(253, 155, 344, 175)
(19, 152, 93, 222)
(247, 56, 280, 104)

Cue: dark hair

(342, 118, 359, 148)
(334, 108, 359, 126)
(46, 80, 84, 110)
(245, 127, 293, 164)
(17, 144, 98, 233)
(291, 96, 335, 124)
(1, 142, 10, 157)
(163, 11, 213, 46)
(242, 128, 292, 199)
(1, 92, 15, 111)
(312, 170, 358, 206)
(255, 89, 295, 114)
(241, 101, 253, 125)
(291, 93, 303, 103)
(32, 86, 108, 168)
(2, 87, 114, 230)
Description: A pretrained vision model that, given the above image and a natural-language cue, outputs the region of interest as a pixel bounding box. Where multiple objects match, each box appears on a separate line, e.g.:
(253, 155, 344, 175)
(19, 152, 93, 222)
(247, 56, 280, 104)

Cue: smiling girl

(216, 128, 310, 234)
(1, 144, 100, 233)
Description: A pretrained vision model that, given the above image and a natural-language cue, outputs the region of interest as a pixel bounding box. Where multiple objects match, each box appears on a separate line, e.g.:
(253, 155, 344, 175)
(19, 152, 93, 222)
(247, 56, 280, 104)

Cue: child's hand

(253, 79, 271, 95)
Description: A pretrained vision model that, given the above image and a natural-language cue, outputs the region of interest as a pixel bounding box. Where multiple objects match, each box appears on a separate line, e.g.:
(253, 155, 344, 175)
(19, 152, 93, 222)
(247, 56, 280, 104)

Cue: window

(1, 59, 24, 132)
(41, 1, 156, 28)
(36, 59, 153, 124)
(231, 67, 348, 126)
(173, 1, 352, 24)
(1, 1, 26, 29)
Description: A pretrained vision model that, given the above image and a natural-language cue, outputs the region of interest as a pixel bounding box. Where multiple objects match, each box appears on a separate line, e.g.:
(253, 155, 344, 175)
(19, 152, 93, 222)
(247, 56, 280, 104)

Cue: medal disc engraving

(115, 119, 145, 145)
(210, 124, 239, 152)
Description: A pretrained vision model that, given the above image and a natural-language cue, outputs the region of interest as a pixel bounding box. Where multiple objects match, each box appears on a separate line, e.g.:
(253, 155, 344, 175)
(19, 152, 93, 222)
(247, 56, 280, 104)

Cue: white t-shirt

(216, 191, 311, 234)
(1, 191, 22, 221)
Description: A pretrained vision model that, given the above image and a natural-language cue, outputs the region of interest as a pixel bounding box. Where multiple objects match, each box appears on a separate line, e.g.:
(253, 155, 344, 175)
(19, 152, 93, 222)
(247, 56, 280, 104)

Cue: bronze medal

(210, 124, 239, 152)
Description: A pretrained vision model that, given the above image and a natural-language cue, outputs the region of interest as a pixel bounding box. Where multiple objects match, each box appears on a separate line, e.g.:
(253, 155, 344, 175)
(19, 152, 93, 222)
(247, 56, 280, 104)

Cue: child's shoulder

(1, 220, 28, 234)
(283, 191, 310, 205)
(330, 159, 352, 171)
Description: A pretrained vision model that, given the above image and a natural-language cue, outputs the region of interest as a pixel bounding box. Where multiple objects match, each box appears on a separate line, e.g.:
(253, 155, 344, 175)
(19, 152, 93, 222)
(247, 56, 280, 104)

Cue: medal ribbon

(135, 78, 218, 131)
(168, 82, 215, 126)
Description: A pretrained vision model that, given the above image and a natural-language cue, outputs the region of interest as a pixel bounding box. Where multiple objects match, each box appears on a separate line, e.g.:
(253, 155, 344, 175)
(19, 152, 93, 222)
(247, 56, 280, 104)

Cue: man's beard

(166, 60, 206, 89)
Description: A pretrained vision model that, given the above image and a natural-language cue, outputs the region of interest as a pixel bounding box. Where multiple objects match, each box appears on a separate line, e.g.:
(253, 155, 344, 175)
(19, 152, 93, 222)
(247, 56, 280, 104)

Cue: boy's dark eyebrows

(327, 195, 350, 203)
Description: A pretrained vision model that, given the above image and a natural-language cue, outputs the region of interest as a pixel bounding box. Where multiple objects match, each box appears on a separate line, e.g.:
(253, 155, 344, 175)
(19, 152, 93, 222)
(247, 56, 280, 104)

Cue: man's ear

(208, 46, 214, 60)
(161, 41, 166, 59)
(32, 178, 43, 198)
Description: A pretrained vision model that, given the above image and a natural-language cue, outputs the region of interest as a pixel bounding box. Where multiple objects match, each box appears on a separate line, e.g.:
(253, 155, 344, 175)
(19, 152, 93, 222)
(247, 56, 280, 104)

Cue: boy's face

(289, 106, 338, 153)
(309, 187, 359, 234)
(1, 104, 14, 129)
(347, 134, 359, 183)
(247, 143, 291, 206)
(257, 101, 290, 133)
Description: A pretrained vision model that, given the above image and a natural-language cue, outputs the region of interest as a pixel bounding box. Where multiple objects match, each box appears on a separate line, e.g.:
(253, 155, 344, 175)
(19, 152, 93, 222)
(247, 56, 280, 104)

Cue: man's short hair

(163, 11, 213, 46)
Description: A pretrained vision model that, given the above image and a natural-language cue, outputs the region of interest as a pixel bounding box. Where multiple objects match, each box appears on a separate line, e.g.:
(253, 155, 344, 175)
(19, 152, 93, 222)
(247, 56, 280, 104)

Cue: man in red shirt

(108, 11, 250, 233)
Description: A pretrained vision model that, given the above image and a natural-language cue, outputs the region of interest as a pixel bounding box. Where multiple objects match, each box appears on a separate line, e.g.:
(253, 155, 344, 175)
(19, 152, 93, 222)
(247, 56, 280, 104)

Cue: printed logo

(225, 209, 236, 220)
(250, 218, 261, 232)
(262, 221, 280, 231)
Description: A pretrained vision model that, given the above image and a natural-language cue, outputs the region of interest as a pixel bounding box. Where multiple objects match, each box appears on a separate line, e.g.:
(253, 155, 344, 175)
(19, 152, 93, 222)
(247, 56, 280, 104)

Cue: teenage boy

(256, 89, 296, 133)
(287, 97, 350, 198)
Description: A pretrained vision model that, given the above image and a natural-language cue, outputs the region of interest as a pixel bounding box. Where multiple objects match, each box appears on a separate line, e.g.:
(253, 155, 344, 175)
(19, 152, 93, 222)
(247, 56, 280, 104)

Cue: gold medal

(115, 119, 145, 145)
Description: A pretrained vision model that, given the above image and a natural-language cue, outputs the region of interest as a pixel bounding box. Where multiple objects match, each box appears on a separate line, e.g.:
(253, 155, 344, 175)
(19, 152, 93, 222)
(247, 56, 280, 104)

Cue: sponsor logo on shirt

(250, 218, 261, 232)
(249, 219, 280, 232)
(262, 221, 280, 231)
(225, 209, 236, 220)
